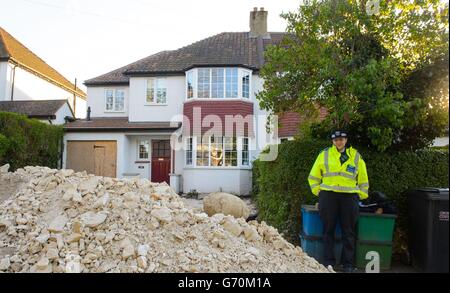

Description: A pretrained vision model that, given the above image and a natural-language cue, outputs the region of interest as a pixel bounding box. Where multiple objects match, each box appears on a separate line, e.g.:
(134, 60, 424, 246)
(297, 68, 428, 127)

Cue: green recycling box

(356, 240, 393, 270)
(357, 212, 397, 242)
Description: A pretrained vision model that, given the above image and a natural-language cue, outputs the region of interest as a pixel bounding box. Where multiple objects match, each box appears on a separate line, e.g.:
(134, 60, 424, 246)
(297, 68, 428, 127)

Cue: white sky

(0, 0, 301, 91)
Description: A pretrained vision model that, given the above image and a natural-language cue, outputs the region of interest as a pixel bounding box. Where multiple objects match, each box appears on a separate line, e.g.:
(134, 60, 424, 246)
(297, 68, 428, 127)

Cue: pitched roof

(85, 32, 287, 86)
(64, 117, 181, 132)
(0, 99, 73, 119)
(0, 27, 86, 98)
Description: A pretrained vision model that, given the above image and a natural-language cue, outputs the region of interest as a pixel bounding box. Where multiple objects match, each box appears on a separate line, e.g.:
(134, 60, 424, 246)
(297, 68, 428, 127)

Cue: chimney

(86, 106, 91, 121)
(249, 7, 270, 39)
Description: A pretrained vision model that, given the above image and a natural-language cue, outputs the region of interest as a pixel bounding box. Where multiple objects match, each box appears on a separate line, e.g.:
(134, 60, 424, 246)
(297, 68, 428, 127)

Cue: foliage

(258, 0, 449, 151)
(0, 111, 64, 170)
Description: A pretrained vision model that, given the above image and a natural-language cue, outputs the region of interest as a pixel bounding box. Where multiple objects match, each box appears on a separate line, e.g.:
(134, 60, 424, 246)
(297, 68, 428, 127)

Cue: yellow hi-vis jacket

(308, 145, 369, 200)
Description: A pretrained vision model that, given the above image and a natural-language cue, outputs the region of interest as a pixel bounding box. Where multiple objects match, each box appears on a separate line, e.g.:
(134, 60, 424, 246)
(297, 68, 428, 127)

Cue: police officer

(308, 130, 369, 272)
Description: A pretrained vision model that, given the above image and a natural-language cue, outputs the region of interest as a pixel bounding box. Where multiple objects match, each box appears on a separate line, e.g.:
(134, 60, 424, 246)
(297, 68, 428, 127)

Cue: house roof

(0, 99, 73, 120)
(84, 32, 287, 86)
(0, 27, 86, 99)
(64, 117, 182, 132)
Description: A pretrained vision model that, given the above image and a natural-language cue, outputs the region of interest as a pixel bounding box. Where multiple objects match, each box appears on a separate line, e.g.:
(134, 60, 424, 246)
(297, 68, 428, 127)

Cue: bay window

(105, 89, 125, 112)
(186, 68, 251, 99)
(190, 136, 246, 167)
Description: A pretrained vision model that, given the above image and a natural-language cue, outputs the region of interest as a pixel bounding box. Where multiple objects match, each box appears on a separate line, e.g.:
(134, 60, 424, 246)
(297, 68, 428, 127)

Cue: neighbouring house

(0, 99, 74, 124)
(63, 8, 309, 195)
(0, 26, 86, 122)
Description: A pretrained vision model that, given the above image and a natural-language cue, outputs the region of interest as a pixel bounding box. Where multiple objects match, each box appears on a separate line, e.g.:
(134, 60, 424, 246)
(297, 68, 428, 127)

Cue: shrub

(252, 139, 449, 256)
(0, 111, 64, 170)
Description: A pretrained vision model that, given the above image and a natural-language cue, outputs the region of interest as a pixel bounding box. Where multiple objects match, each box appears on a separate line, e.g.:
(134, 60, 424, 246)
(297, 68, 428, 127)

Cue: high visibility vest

(308, 145, 369, 200)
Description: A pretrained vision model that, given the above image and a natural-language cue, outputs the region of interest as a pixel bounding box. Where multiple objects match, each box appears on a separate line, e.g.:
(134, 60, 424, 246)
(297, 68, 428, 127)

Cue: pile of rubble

(0, 166, 331, 273)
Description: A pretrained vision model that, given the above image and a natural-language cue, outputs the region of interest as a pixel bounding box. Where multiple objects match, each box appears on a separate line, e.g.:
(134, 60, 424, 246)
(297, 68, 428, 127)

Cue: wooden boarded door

(151, 140, 171, 184)
(66, 141, 117, 178)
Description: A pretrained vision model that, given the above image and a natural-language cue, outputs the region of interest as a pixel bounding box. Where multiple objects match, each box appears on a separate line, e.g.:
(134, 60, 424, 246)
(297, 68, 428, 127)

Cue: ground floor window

(241, 137, 249, 166)
(196, 136, 210, 166)
(185, 137, 193, 165)
(188, 136, 248, 167)
(138, 140, 149, 159)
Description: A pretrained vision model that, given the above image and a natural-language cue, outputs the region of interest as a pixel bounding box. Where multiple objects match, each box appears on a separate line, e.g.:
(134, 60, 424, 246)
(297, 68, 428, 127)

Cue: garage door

(66, 141, 117, 178)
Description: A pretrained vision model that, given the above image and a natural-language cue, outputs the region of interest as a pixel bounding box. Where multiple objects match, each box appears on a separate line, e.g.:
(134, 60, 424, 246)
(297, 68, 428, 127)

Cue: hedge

(0, 111, 64, 170)
(252, 139, 449, 256)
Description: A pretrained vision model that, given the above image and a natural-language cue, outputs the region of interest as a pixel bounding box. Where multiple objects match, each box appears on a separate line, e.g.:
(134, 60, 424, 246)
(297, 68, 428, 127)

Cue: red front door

(151, 140, 171, 184)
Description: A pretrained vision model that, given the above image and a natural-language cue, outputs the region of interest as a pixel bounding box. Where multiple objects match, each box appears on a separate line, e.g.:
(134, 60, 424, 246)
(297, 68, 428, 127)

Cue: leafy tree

(258, 0, 449, 151)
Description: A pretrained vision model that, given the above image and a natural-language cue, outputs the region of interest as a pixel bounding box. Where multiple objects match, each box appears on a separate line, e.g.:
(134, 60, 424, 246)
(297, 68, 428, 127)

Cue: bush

(0, 111, 64, 171)
(252, 139, 449, 256)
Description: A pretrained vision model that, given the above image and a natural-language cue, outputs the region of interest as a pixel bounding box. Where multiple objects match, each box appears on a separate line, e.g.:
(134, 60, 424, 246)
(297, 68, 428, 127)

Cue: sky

(0, 0, 302, 91)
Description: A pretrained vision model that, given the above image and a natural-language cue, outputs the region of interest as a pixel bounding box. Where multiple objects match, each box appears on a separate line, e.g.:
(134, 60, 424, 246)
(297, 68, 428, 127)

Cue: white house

(63, 8, 294, 195)
(0, 26, 87, 123)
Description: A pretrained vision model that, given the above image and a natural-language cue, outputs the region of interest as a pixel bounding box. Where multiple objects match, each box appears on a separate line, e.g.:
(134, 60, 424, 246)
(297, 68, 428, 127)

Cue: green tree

(258, 0, 449, 151)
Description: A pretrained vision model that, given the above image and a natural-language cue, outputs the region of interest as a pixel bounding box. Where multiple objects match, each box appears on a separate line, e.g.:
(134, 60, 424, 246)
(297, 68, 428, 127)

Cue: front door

(151, 140, 171, 184)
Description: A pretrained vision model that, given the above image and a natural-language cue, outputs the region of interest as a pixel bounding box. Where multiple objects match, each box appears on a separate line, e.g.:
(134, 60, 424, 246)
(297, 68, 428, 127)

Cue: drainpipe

(10, 64, 17, 101)
(59, 136, 64, 169)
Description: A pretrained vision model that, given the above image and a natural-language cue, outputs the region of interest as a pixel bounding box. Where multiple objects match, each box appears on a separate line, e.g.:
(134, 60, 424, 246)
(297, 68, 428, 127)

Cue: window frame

(145, 78, 168, 106)
(104, 89, 126, 112)
(137, 139, 150, 160)
(185, 137, 193, 166)
(241, 137, 250, 166)
(241, 70, 251, 99)
(186, 68, 252, 100)
(189, 136, 249, 168)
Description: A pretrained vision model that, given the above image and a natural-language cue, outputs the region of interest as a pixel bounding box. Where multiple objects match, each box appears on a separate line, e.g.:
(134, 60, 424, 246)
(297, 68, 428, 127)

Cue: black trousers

(318, 190, 359, 268)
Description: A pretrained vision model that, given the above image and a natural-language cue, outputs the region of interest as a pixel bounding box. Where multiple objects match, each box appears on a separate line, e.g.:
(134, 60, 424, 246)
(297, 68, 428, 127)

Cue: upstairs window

(187, 71, 194, 99)
(105, 89, 125, 112)
(146, 78, 167, 104)
(198, 69, 210, 98)
(191, 68, 243, 99)
(242, 71, 250, 99)
(225, 68, 238, 98)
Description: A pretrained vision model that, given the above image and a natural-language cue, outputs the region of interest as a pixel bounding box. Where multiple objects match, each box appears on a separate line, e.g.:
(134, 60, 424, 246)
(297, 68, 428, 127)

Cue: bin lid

(408, 188, 449, 201)
(301, 205, 318, 212)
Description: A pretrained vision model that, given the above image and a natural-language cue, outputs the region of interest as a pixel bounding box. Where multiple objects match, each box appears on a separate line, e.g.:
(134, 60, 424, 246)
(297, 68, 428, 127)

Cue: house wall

(54, 103, 74, 125)
(86, 86, 129, 118)
(128, 76, 184, 122)
(4, 65, 71, 101)
(0, 61, 85, 118)
(67, 96, 87, 119)
(0, 61, 9, 100)
(182, 168, 252, 195)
